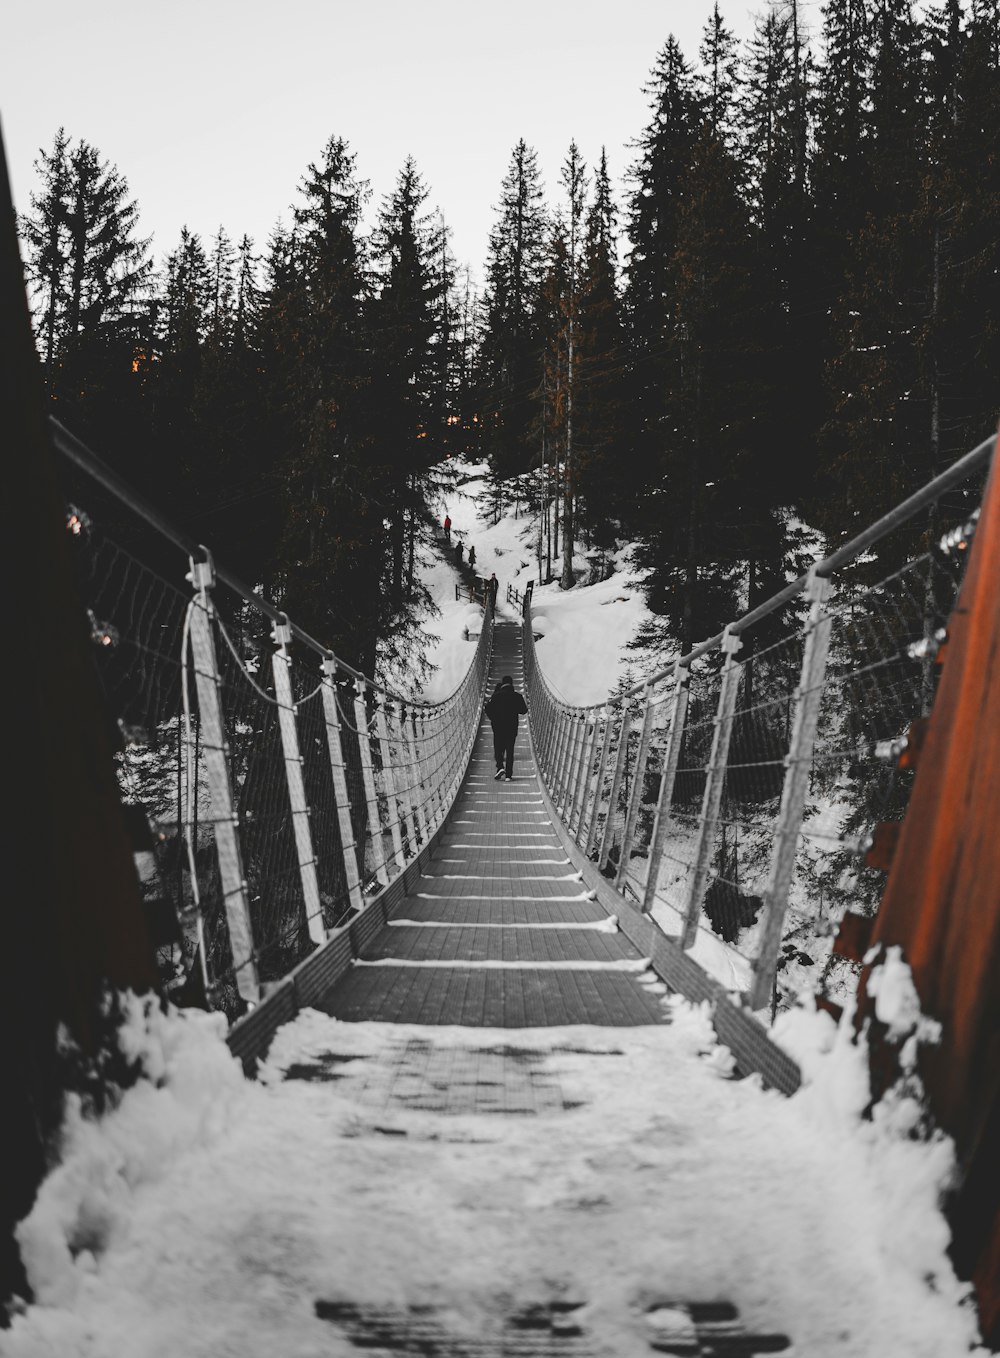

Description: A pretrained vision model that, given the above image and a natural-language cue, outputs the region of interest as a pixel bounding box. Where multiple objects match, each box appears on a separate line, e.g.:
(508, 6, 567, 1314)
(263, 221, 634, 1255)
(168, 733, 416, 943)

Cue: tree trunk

(405, 494, 416, 601)
(561, 316, 575, 589)
(390, 504, 405, 613)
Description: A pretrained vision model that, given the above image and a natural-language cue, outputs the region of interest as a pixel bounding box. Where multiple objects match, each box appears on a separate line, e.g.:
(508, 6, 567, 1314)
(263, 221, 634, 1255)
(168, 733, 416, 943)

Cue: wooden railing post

(642, 667, 691, 914)
(271, 618, 325, 946)
(749, 573, 832, 1008)
(374, 696, 407, 873)
(187, 557, 259, 1001)
(614, 683, 656, 890)
(353, 681, 389, 887)
(681, 630, 742, 949)
(598, 706, 632, 871)
(320, 659, 365, 916)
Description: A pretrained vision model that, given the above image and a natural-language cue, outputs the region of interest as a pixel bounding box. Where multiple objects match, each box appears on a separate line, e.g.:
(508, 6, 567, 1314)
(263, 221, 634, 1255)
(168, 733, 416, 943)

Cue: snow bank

(425, 462, 654, 708)
(13, 995, 245, 1313)
(2, 976, 986, 1357)
(530, 556, 651, 706)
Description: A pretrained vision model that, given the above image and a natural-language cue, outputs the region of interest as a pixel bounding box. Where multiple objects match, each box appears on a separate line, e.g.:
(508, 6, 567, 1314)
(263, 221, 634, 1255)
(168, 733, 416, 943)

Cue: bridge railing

(52, 419, 493, 1019)
(523, 435, 995, 1014)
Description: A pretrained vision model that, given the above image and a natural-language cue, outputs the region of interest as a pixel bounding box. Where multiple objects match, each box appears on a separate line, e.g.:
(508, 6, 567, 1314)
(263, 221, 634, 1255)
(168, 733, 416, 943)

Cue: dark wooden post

(0, 123, 157, 1310)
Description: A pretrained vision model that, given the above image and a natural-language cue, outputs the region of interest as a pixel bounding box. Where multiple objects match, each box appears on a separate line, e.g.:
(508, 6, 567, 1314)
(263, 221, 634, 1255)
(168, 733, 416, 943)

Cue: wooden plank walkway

(318, 622, 668, 1027)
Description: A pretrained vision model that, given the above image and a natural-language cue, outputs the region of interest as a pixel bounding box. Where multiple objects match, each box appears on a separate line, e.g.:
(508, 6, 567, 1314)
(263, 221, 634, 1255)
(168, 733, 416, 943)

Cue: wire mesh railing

(523, 434, 994, 1016)
(53, 419, 494, 1020)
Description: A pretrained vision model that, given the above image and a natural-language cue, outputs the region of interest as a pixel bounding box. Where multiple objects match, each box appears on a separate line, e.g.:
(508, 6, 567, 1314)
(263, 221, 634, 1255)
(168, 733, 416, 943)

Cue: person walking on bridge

(487, 572, 499, 610)
(485, 675, 527, 781)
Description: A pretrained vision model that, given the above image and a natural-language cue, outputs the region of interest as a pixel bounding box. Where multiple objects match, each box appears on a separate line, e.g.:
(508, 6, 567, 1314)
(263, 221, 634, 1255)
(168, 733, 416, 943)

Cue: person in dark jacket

(468, 545, 476, 570)
(455, 541, 464, 566)
(485, 675, 527, 780)
(487, 572, 499, 609)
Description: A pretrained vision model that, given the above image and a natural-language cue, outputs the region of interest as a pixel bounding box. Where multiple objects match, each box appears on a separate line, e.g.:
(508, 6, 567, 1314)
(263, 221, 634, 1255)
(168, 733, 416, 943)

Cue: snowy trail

(2, 999, 983, 1357)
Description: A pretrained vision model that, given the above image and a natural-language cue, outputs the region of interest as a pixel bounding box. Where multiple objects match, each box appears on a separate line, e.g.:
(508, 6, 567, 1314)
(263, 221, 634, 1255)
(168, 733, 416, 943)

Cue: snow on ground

(407, 542, 485, 704)
(416, 461, 654, 707)
(2, 986, 985, 1357)
(3, 472, 987, 1355)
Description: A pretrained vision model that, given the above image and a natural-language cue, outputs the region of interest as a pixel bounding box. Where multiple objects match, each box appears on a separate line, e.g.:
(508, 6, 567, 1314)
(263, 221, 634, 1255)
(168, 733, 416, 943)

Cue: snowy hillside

(412, 460, 654, 707)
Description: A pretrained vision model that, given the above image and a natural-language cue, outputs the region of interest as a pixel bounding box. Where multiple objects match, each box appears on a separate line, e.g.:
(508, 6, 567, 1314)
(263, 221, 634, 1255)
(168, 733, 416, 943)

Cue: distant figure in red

(443, 513, 451, 543)
(485, 675, 527, 781)
(487, 572, 499, 609)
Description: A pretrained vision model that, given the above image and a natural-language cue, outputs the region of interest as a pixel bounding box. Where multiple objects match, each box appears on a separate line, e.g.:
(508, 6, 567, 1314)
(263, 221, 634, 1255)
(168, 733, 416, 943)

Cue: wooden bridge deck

(318, 623, 668, 1027)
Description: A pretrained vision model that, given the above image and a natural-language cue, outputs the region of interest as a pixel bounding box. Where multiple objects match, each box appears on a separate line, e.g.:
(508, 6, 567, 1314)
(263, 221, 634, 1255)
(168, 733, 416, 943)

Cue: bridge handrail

(534, 434, 996, 714)
(523, 432, 994, 1015)
(51, 418, 495, 1016)
(51, 416, 448, 708)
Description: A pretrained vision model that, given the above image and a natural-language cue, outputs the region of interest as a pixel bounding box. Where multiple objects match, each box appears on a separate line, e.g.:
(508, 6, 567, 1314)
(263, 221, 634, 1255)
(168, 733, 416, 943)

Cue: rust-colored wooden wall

(860, 437, 1000, 1346)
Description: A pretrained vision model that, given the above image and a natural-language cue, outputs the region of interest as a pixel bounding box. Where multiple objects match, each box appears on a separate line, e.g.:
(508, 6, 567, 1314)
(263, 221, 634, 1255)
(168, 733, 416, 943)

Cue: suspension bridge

(4, 139, 1000, 1352)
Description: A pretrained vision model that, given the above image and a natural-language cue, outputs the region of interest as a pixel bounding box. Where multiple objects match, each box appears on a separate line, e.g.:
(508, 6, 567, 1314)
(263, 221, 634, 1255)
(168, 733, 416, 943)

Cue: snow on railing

(523, 434, 995, 1016)
(52, 419, 494, 1019)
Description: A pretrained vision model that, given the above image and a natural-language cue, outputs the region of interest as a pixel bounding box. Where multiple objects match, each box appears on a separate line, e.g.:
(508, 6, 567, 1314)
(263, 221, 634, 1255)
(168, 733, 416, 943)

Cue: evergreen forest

(18, 0, 1000, 678)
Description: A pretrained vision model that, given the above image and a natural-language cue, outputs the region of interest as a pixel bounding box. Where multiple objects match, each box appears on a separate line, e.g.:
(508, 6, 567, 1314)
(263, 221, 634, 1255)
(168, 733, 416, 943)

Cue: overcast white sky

(3, 0, 775, 280)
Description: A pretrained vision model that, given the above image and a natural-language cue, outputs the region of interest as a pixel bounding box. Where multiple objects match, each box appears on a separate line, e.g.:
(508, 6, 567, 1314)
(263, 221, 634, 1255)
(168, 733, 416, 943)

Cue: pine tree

(234, 234, 260, 346)
(635, 127, 776, 651)
(625, 36, 702, 494)
(207, 226, 236, 348)
(265, 136, 385, 670)
(19, 131, 152, 403)
(575, 150, 630, 544)
(368, 157, 446, 616)
(19, 127, 71, 374)
(812, 0, 873, 259)
(559, 141, 588, 589)
(453, 265, 483, 458)
(479, 139, 549, 484)
(62, 139, 152, 356)
(429, 212, 456, 449)
(918, 0, 1000, 471)
(698, 3, 742, 148)
(740, 1, 819, 498)
(816, 0, 934, 538)
(162, 227, 211, 354)
(226, 221, 304, 586)
(534, 221, 571, 579)
(869, 0, 926, 222)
